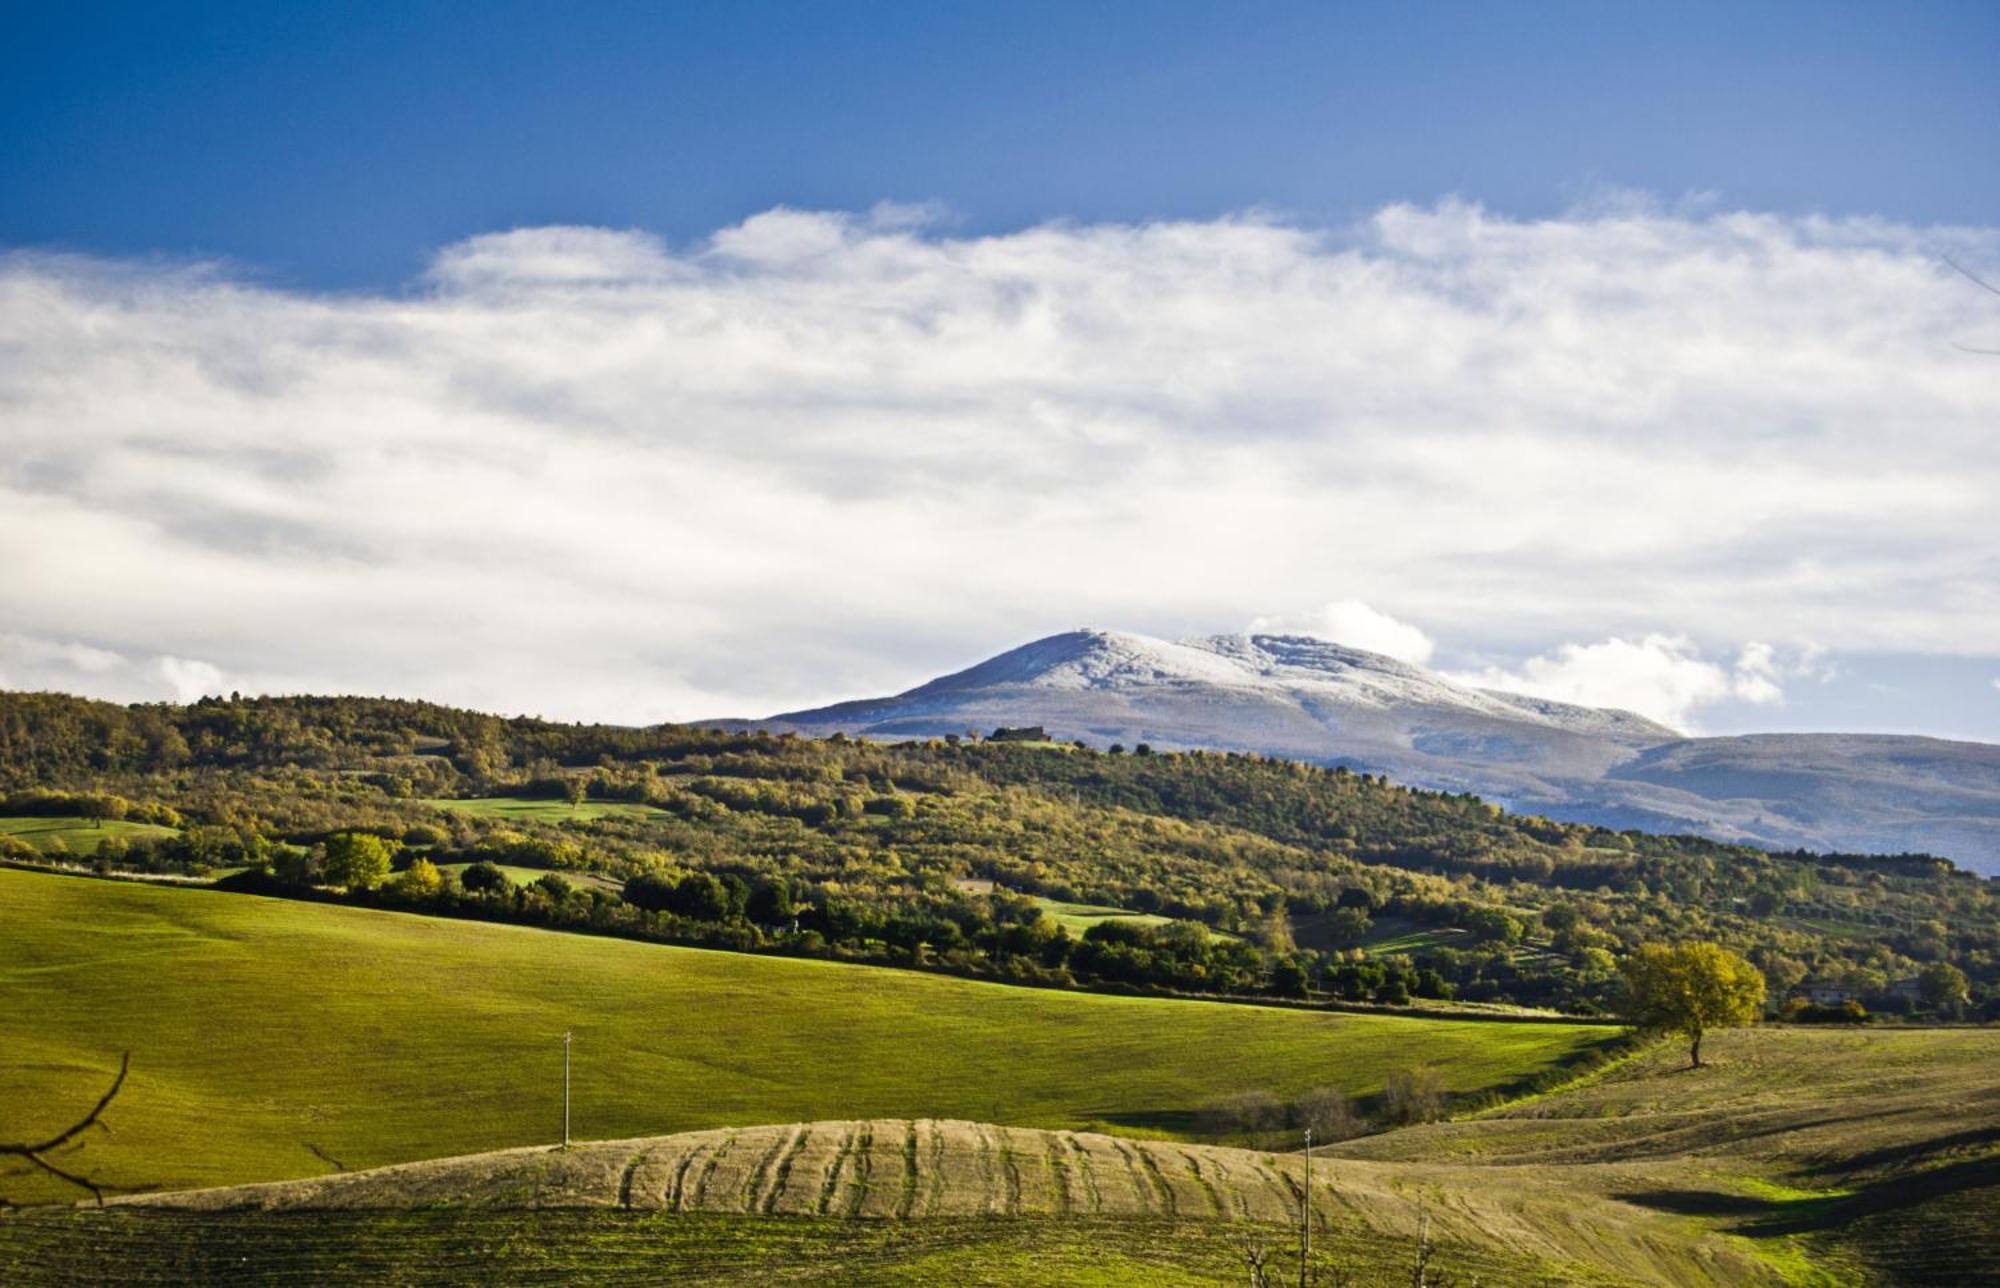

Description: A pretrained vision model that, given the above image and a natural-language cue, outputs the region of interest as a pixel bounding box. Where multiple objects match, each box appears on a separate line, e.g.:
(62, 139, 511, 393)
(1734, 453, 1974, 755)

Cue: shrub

(1781, 998, 1871, 1024)
(1292, 1086, 1360, 1141)
(1194, 1090, 1286, 1138)
(393, 858, 443, 899)
(1269, 957, 1310, 997)
(620, 869, 682, 912)
(668, 872, 732, 920)
(461, 860, 510, 895)
(1381, 1066, 1445, 1125)
(746, 879, 794, 924)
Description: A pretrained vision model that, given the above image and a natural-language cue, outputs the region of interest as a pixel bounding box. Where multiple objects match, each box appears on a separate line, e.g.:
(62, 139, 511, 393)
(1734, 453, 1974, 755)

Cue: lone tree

(79, 795, 127, 830)
(1620, 942, 1765, 1068)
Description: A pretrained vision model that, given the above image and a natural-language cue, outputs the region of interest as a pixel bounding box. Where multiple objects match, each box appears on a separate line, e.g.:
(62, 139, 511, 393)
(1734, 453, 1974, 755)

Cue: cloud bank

(2, 199, 1997, 723)
(1445, 635, 1834, 729)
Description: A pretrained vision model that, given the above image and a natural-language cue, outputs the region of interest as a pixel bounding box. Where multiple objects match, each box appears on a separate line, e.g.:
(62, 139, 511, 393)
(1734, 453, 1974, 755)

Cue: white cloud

(427, 226, 680, 290)
(157, 656, 226, 704)
(0, 635, 226, 705)
(1449, 635, 1817, 730)
(1, 200, 1998, 721)
(1250, 602, 1435, 665)
(1730, 642, 1786, 706)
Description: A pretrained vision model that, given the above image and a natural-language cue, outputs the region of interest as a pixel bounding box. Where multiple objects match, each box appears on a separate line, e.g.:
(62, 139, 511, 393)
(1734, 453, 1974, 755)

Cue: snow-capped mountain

(901, 629, 1671, 737)
(751, 628, 2000, 874)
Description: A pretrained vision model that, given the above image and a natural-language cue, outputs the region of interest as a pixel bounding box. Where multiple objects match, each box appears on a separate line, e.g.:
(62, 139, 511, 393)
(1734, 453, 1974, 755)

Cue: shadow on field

(1614, 1189, 1781, 1218)
(1091, 1109, 1197, 1135)
(1618, 1155, 2000, 1239)
(1806, 1123, 2000, 1175)
(1751, 1157, 2000, 1237)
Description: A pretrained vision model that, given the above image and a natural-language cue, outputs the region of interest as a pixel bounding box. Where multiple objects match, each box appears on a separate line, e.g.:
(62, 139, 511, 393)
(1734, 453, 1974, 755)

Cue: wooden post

(1299, 1126, 1311, 1285)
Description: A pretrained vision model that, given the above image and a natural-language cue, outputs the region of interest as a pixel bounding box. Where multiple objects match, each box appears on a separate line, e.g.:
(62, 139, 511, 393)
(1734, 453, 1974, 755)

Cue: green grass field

(0, 1210, 1590, 1287)
(6, 868, 1992, 1284)
(1359, 921, 1469, 955)
(417, 796, 668, 824)
(1334, 1026, 2000, 1284)
(1030, 897, 1242, 942)
(1289, 912, 1469, 956)
(433, 861, 621, 892)
(0, 868, 1614, 1205)
(0, 816, 178, 856)
(21, 1025, 1996, 1284)
(1030, 896, 1178, 934)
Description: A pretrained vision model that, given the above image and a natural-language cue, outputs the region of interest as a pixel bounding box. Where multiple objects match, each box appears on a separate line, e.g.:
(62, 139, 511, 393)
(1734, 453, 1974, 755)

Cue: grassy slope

(6, 865, 1992, 1283)
(0, 869, 1611, 1205)
(62, 1030, 1966, 1286)
(0, 1211, 1582, 1288)
(433, 861, 622, 892)
(1029, 895, 1241, 941)
(1333, 1026, 2000, 1285)
(52, 1117, 1766, 1284)
(0, 816, 177, 855)
(1031, 896, 1177, 934)
(416, 796, 667, 824)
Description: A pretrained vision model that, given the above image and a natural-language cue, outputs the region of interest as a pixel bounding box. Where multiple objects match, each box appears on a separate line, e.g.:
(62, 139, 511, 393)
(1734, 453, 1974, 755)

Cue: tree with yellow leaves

(1620, 942, 1765, 1069)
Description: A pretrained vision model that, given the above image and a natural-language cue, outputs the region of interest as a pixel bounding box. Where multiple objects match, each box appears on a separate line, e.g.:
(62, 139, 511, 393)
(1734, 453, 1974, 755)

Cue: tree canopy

(1620, 942, 1766, 1067)
(321, 832, 395, 890)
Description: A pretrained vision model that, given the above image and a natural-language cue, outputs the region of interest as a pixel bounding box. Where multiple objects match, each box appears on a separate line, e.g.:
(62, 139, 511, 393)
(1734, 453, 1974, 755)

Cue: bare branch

(0, 1052, 130, 1206)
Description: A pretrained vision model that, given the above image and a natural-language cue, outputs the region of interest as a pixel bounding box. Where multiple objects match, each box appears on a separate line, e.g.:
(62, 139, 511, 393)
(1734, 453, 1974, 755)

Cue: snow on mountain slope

(750, 628, 2000, 873)
(877, 628, 1673, 740)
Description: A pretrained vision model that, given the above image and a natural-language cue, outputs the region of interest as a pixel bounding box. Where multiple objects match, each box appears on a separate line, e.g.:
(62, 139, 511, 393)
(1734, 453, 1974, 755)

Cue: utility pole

(562, 1031, 572, 1150)
(1299, 1126, 1311, 1286)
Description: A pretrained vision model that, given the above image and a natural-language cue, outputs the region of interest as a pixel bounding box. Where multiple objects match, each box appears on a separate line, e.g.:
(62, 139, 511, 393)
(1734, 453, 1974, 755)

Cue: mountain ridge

(755, 627, 2000, 873)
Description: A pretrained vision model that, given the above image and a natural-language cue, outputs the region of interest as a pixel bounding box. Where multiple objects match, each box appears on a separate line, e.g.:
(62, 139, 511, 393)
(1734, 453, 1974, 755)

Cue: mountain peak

(805, 627, 1673, 743)
(1185, 632, 1435, 683)
(753, 627, 2000, 871)
(907, 628, 1253, 696)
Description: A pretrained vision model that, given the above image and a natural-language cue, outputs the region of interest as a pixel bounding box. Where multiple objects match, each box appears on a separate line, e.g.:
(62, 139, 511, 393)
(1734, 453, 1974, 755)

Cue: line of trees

(5, 690, 1996, 1017)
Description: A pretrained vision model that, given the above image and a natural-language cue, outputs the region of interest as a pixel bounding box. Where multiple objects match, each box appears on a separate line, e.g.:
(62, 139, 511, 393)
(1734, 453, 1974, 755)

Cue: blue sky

(2, 3, 1998, 739)
(5, 2, 1997, 287)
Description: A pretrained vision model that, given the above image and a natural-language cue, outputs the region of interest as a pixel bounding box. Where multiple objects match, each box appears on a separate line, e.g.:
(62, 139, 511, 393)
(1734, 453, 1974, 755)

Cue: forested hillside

(2, 691, 1993, 1016)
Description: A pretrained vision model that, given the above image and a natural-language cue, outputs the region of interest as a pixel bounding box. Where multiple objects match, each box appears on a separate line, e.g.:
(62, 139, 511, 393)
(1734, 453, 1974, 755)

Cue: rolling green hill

(1333, 1025, 2000, 1285)
(0, 869, 1613, 1206)
(0, 815, 177, 855)
(9, 1026, 1992, 1285)
(0, 1210, 1605, 1287)
(2, 690, 1994, 1019)
(47, 1117, 1763, 1285)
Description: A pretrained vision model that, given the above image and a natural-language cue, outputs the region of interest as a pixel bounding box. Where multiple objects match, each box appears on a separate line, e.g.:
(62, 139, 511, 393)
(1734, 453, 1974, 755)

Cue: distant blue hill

(748, 628, 2000, 875)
